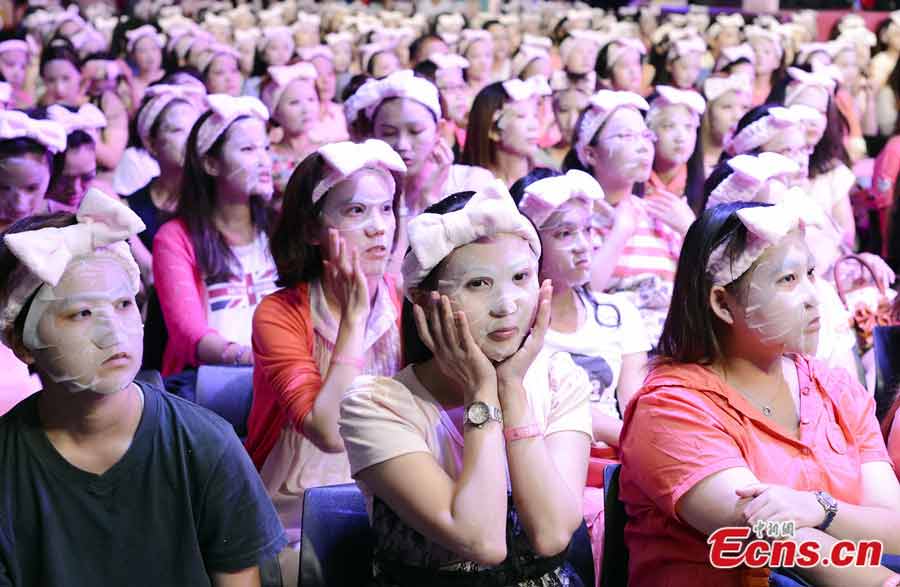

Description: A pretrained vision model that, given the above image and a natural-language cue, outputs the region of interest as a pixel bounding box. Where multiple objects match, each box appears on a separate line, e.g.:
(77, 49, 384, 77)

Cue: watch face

(467, 402, 489, 426)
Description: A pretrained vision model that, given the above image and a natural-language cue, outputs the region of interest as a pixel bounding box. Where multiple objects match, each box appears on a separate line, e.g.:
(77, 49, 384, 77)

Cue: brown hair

(460, 81, 510, 168)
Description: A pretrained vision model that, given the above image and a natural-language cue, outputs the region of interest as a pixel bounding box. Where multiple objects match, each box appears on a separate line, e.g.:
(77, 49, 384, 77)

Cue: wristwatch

(464, 401, 503, 428)
(814, 490, 838, 531)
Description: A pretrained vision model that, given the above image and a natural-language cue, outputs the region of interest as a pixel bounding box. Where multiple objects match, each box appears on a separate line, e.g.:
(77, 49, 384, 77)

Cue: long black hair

(655, 201, 770, 366)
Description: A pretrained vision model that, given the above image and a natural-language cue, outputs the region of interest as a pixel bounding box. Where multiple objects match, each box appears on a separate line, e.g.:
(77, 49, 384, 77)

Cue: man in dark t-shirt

(0, 381, 286, 586)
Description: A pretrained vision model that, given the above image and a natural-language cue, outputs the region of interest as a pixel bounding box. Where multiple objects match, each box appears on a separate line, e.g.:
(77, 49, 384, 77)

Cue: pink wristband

(331, 354, 365, 369)
(504, 423, 542, 442)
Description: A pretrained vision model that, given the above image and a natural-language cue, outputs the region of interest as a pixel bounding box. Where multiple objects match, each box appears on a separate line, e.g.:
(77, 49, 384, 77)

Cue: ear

(8, 334, 35, 367)
(709, 285, 735, 326)
(201, 154, 221, 178)
(582, 143, 600, 169)
(488, 123, 501, 143)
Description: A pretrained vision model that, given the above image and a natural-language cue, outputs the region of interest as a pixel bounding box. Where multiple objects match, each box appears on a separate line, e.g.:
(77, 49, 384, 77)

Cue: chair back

(299, 483, 374, 587)
(568, 521, 596, 587)
(194, 365, 254, 437)
(601, 463, 629, 587)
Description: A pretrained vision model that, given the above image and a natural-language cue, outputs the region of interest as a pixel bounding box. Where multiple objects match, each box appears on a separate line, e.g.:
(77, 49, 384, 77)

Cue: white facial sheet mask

(741, 233, 820, 355)
(319, 171, 396, 232)
(433, 239, 539, 361)
(23, 256, 143, 394)
(226, 161, 274, 200)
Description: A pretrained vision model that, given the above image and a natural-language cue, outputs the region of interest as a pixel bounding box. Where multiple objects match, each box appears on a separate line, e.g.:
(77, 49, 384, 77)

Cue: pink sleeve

(152, 220, 217, 365)
(889, 415, 900, 479)
(872, 139, 900, 208)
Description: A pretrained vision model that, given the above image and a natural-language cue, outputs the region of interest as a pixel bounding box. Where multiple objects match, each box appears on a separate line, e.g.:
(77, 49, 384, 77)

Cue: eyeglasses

(598, 129, 658, 144)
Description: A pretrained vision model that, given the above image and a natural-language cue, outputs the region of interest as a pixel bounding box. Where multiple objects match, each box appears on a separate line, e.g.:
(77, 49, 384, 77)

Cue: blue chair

(299, 483, 596, 587)
(194, 365, 254, 437)
(601, 464, 628, 587)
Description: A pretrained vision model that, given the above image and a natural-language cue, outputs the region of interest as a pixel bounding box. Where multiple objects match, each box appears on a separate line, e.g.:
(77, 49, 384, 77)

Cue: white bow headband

(706, 153, 799, 209)
(667, 36, 707, 61)
(707, 199, 808, 286)
(575, 90, 649, 166)
(511, 45, 550, 79)
(784, 67, 836, 106)
(311, 139, 407, 204)
(261, 62, 317, 113)
(726, 107, 801, 156)
(137, 84, 207, 148)
(46, 103, 107, 140)
(401, 179, 541, 300)
(745, 25, 784, 58)
(605, 38, 646, 70)
(196, 43, 240, 74)
(704, 73, 752, 103)
(0, 188, 145, 348)
(196, 94, 269, 156)
(0, 110, 67, 153)
(344, 69, 441, 124)
(646, 85, 706, 128)
(125, 24, 164, 53)
(715, 43, 755, 72)
(260, 25, 294, 50)
(519, 170, 605, 228)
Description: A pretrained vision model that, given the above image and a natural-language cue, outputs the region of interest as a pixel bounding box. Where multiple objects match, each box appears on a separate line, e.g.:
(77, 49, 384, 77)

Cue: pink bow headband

(261, 61, 317, 113)
(550, 70, 597, 93)
(706, 153, 800, 209)
(344, 69, 441, 124)
(0, 188, 145, 348)
(511, 45, 550, 79)
(360, 41, 398, 73)
(519, 170, 605, 228)
(605, 38, 646, 70)
(401, 179, 541, 300)
(459, 29, 492, 57)
(196, 44, 240, 74)
(745, 25, 784, 58)
(138, 84, 207, 148)
(311, 139, 407, 204)
(576, 90, 649, 166)
(0, 38, 34, 56)
(667, 37, 706, 61)
(726, 107, 801, 156)
(260, 25, 294, 50)
(297, 45, 333, 64)
(0, 110, 67, 153)
(125, 24, 164, 53)
(502, 76, 552, 102)
(196, 94, 269, 156)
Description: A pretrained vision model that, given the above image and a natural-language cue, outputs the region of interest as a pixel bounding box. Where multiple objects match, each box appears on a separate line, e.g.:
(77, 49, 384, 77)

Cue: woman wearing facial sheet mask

(0, 189, 287, 585)
(745, 26, 783, 108)
(153, 94, 278, 379)
(346, 70, 494, 232)
(0, 33, 35, 109)
(548, 70, 593, 166)
(701, 73, 752, 176)
(42, 102, 108, 213)
(246, 140, 406, 587)
(198, 44, 244, 98)
(243, 26, 295, 100)
(512, 169, 651, 581)
(124, 85, 205, 281)
(297, 45, 351, 145)
(645, 85, 707, 218)
(417, 53, 471, 156)
(617, 200, 900, 587)
(595, 39, 647, 96)
(461, 79, 545, 187)
(124, 25, 166, 105)
(0, 110, 66, 408)
(338, 181, 591, 587)
(564, 90, 679, 345)
(260, 62, 324, 199)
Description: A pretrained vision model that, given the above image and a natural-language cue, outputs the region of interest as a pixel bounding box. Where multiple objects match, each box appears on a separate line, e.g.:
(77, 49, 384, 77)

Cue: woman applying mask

(260, 62, 323, 198)
(549, 70, 593, 166)
(0, 190, 286, 586)
(339, 182, 591, 586)
(247, 140, 406, 586)
(153, 94, 277, 378)
(347, 70, 494, 218)
(701, 74, 752, 175)
(421, 53, 471, 156)
(564, 90, 679, 344)
(645, 85, 707, 216)
(43, 103, 107, 213)
(595, 38, 647, 95)
(618, 201, 900, 587)
(461, 79, 545, 187)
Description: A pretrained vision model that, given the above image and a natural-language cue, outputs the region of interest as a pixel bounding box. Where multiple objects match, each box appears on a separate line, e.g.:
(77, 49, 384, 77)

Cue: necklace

(745, 373, 789, 418)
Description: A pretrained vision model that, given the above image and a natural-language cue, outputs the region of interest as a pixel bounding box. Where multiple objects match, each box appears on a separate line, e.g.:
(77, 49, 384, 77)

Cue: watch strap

(814, 490, 838, 531)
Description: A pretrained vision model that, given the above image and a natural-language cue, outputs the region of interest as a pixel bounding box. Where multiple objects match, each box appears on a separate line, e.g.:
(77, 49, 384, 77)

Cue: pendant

(762, 406, 773, 416)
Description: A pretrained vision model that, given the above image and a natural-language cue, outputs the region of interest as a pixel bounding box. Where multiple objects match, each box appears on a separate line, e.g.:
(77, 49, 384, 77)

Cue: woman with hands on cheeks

(618, 200, 900, 587)
(245, 139, 406, 587)
(339, 181, 592, 586)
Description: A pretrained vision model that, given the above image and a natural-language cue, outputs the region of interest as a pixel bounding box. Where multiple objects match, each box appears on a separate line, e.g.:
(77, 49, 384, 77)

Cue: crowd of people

(2, 0, 900, 585)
